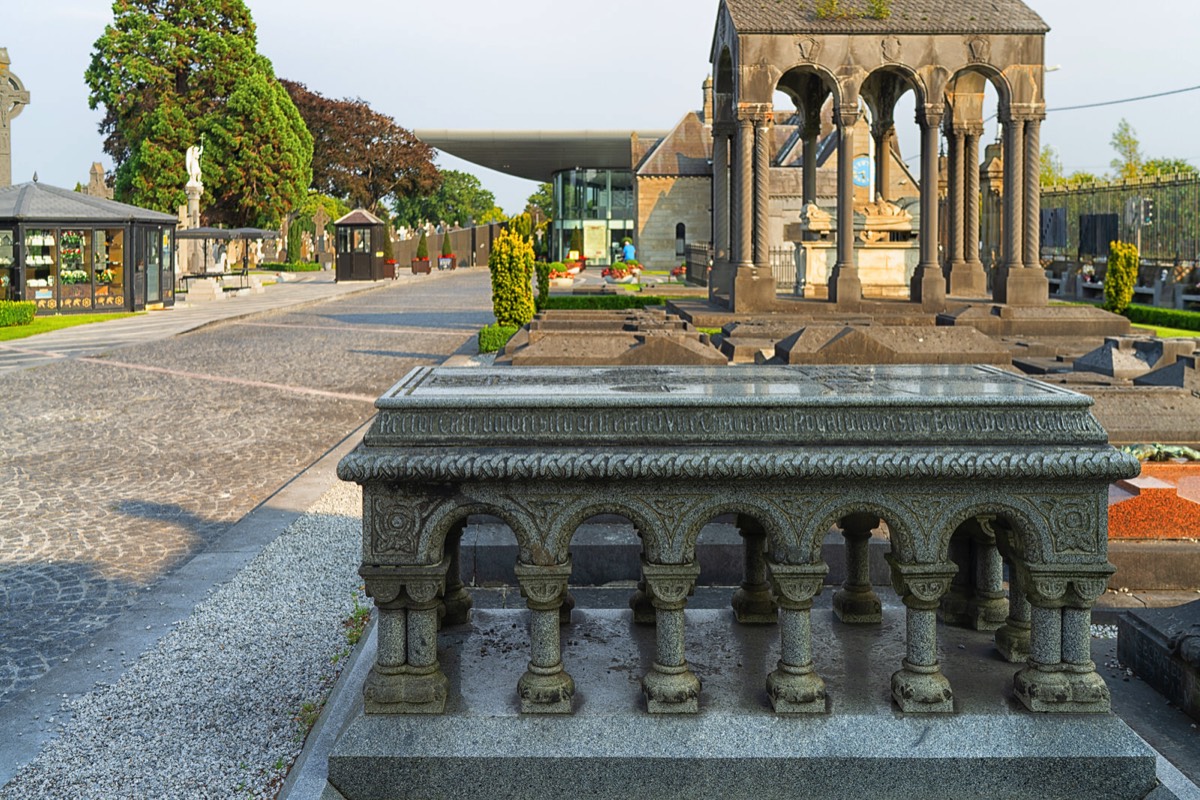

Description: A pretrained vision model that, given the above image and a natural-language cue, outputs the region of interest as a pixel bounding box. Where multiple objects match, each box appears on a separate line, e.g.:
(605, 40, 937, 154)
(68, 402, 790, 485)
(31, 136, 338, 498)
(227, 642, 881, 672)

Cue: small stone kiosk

(334, 208, 386, 282)
(0, 179, 177, 312)
(331, 364, 1163, 799)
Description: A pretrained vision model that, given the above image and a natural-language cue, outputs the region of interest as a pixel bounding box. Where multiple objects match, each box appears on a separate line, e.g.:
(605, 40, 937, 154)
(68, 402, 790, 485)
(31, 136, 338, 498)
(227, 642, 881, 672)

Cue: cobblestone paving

(0, 270, 494, 705)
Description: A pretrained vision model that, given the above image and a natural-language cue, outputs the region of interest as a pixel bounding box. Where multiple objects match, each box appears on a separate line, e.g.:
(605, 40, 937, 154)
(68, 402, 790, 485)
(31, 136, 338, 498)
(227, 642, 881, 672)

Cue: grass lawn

(1131, 323, 1200, 338)
(0, 312, 140, 342)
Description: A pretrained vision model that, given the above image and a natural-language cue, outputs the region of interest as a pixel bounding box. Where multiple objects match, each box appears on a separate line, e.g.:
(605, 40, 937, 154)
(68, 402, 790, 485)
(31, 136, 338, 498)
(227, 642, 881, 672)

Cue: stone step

(326, 608, 1162, 800)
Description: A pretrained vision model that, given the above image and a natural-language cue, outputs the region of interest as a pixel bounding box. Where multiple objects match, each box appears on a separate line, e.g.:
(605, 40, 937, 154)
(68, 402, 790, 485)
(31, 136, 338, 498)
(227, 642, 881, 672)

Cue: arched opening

(675, 222, 686, 257)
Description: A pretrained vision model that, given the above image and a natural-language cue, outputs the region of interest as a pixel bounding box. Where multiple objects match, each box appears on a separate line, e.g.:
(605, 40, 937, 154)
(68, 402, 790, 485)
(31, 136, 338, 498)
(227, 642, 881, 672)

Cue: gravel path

(0, 480, 364, 800)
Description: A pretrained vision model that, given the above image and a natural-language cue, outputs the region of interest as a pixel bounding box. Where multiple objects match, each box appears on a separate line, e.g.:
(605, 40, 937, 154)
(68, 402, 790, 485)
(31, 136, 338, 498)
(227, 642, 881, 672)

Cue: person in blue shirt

(621, 239, 636, 262)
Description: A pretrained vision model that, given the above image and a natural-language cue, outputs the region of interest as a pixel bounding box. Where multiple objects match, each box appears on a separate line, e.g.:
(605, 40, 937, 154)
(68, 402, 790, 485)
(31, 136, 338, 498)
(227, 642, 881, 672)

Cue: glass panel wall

(146, 228, 162, 303)
(550, 169, 635, 265)
(58, 229, 93, 310)
(95, 229, 125, 309)
(24, 228, 58, 310)
(0, 229, 13, 300)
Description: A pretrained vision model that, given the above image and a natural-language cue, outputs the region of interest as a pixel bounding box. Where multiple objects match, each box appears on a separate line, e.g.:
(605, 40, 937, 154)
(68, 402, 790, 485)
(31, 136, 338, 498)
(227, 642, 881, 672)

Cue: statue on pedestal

(185, 144, 204, 189)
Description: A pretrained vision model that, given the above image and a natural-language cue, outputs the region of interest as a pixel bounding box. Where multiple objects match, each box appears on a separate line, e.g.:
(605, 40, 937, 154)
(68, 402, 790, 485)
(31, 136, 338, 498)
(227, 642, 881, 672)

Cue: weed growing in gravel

(344, 591, 371, 646)
(295, 700, 325, 737)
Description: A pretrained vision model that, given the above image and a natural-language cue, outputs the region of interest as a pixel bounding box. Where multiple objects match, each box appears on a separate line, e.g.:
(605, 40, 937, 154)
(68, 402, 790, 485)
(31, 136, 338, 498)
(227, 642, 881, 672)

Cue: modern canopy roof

(415, 130, 669, 182)
(0, 180, 177, 224)
(721, 0, 1049, 34)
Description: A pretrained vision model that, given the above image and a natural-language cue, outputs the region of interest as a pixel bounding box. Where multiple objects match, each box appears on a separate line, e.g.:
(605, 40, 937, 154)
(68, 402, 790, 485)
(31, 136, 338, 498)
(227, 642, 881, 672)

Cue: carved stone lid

(361, 365, 1116, 449)
(723, 0, 1049, 35)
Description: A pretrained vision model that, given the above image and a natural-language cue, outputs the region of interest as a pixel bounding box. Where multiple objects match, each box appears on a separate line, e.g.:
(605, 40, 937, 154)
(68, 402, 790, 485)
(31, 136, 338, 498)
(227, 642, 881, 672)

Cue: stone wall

(636, 176, 712, 270)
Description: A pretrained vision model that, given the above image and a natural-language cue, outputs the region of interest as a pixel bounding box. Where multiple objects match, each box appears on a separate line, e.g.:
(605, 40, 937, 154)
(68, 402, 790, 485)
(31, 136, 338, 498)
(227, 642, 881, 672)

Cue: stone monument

(183, 144, 204, 276)
(0, 48, 31, 189)
(84, 162, 113, 200)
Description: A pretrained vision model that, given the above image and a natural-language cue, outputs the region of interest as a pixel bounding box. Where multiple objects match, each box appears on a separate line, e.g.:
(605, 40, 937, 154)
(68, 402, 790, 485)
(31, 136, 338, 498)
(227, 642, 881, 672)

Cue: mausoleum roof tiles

(723, 0, 1049, 35)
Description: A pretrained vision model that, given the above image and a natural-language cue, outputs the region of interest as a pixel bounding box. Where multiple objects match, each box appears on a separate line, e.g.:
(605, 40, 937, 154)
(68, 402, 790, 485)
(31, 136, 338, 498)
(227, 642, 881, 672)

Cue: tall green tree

(392, 170, 498, 229)
(1039, 145, 1064, 187)
(1109, 118, 1143, 180)
(85, 0, 312, 226)
(1141, 158, 1197, 178)
(525, 182, 554, 222)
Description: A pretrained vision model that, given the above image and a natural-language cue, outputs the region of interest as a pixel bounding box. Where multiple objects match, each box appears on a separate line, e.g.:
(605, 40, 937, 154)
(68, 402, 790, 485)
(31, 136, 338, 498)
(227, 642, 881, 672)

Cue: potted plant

(567, 229, 582, 261)
(411, 230, 431, 274)
(438, 231, 456, 271)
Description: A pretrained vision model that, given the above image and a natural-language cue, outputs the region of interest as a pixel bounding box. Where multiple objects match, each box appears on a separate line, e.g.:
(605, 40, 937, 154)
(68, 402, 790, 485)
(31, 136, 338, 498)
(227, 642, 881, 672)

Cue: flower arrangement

(97, 268, 116, 285)
(59, 269, 90, 285)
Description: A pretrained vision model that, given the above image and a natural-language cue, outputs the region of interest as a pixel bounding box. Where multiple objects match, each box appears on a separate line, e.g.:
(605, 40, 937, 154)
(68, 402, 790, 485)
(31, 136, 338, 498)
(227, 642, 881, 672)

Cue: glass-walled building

(551, 169, 635, 265)
(0, 180, 177, 313)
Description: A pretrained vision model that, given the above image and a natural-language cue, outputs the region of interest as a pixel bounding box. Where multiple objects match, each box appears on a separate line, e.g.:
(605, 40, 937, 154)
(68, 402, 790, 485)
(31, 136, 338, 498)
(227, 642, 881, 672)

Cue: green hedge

(260, 262, 323, 272)
(1123, 304, 1200, 333)
(478, 323, 518, 353)
(0, 300, 36, 327)
(543, 295, 670, 310)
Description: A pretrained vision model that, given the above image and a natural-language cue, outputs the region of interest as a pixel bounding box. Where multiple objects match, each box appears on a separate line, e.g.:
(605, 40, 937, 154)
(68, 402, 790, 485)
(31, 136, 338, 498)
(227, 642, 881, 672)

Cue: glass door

(145, 227, 162, 304)
(0, 229, 13, 300)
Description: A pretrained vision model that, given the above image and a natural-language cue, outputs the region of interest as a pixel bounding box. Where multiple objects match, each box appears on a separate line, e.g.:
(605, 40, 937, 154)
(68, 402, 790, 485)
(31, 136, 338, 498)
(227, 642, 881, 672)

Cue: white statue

(185, 144, 203, 187)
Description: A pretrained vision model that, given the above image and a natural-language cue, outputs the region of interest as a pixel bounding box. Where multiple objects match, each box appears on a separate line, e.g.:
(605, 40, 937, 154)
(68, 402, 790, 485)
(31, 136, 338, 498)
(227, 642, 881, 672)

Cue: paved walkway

(0, 267, 493, 712)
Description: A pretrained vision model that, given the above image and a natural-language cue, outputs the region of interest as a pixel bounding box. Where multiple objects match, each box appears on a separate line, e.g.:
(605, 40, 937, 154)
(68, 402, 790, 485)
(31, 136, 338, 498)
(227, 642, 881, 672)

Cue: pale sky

(8, 0, 1200, 214)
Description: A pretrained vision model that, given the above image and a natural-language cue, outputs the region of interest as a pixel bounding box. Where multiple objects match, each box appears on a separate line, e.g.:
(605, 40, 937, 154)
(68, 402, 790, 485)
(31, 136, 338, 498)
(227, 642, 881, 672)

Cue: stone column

(440, 527, 473, 627)
(802, 117, 820, 207)
(887, 558, 956, 713)
(732, 520, 777, 624)
(968, 534, 1008, 631)
(766, 560, 829, 713)
(995, 112, 1025, 304)
(829, 104, 862, 306)
(361, 561, 450, 714)
(736, 116, 755, 270)
(832, 513, 882, 624)
(1014, 570, 1112, 713)
(709, 126, 733, 301)
(514, 561, 575, 714)
(640, 560, 702, 713)
(1001, 113, 1051, 306)
(753, 118, 771, 269)
(912, 105, 946, 310)
(952, 127, 989, 297)
(873, 122, 895, 201)
(995, 564, 1032, 663)
(944, 124, 966, 282)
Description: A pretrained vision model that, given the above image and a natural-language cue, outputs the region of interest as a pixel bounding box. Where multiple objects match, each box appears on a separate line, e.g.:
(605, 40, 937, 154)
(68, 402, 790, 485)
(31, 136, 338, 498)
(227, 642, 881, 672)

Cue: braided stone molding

(339, 447, 1137, 485)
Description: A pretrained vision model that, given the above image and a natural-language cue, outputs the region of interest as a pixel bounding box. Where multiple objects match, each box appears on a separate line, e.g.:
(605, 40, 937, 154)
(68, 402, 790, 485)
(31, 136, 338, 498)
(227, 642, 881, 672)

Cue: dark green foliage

(382, 222, 395, 262)
(568, 229, 582, 254)
(543, 295, 669, 310)
(488, 227, 535, 327)
(286, 218, 304, 263)
(441, 231, 454, 257)
(535, 262, 551, 312)
(85, 0, 312, 226)
(478, 323, 518, 353)
(509, 213, 533, 244)
(0, 301, 37, 327)
(260, 262, 322, 272)
(415, 230, 429, 260)
(1104, 241, 1138, 313)
(392, 169, 495, 229)
(1123, 304, 1200, 332)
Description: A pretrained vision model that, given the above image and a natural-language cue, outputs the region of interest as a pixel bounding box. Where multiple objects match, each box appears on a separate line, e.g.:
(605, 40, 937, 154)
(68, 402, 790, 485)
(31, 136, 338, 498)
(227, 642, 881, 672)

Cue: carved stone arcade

(709, 0, 1051, 310)
(338, 365, 1137, 718)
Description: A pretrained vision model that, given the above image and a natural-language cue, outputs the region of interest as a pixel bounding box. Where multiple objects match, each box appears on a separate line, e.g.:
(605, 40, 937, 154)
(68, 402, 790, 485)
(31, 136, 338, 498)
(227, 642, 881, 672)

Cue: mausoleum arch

(945, 65, 1013, 127)
(859, 63, 926, 119)
(715, 46, 736, 97)
(801, 494, 923, 566)
(930, 497, 1051, 567)
(414, 500, 531, 566)
(675, 495, 798, 565)
(774, 64, 842, 114)
(547, 499, 669, 565)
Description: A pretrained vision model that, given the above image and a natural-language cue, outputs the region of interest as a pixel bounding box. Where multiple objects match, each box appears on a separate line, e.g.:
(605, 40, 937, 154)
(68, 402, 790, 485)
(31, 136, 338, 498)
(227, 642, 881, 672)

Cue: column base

(708, 260, 734, 303)
(891, 661, 954, 713)
(828, 266, 863, 308)
(518, 666, 575, 714)
(1014, 664, 1110, 713)
(642, 662, 701, 714)
(441, 586, 473, 627)
(731, 266, 777, 313)
(832, 587, 882, 624)
(364, 664, 448, 714)
(1004, 268, 1049, 307)
(766, 663, 827, 713)
(731, 586, 778, 624)
(629, 585, 655, 626)
(948, 261, 988, 298)
(911, 264, 947, 311)
(995, 620, 1032, 663)
(966, 596, 1009, 632)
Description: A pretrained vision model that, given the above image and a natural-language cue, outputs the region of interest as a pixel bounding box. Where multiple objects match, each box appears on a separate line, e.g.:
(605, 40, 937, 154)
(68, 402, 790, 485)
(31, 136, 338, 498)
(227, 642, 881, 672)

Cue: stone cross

(313, 206, 331, 253)
(0, 49, 31, 189)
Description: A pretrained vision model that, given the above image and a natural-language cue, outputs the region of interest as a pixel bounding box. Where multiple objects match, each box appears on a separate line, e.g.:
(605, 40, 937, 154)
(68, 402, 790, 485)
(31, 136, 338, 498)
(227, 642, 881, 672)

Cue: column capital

(885, 556, 957, 609)
(515, 560, 572, 611)
(737, 102, 773, 124)
(1016, 563, 1115, 607)
(642, 560, 701, 609)
(915, 104, 945, 128)
(360, 559, 450, 609)
(834, 104, 860, 128)
(766, 560, 827, 609)
(999, 105, 1046, 125)
(713, 121, 737, 138)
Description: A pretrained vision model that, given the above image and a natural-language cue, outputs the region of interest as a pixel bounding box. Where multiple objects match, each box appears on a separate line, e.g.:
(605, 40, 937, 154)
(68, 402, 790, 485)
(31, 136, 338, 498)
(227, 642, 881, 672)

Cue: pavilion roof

(722, 0, 1049, 35)
(0, 180, 177, 224)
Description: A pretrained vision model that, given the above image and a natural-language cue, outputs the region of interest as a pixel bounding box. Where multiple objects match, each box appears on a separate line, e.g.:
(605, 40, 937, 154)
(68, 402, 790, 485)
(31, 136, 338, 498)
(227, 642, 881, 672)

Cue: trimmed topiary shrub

(543, 295, 670, 310)
(0, 300, 36, 327)
(286, 218, 304, 264)
(478, 323, 518, 353)
(488, 227, 536, 327)
(259, 262, 322, 272)
(1122, 304, 1200, 332)
(535, 262, 551, 312)
(568, 228, 582, 255)
(441, 230, 454, 258)
(1104, 240, 1138, 314)
(415, 230, 429, 260)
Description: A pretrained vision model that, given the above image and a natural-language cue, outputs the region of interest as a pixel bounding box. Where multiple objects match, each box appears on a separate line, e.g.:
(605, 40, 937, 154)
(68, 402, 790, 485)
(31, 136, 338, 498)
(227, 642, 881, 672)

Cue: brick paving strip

(0, 269, 494, 785)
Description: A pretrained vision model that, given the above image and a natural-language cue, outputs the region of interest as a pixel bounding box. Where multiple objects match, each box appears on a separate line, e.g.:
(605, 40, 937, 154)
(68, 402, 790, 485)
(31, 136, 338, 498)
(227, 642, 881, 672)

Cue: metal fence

(1041, 173, 1200, 268)
(769, 246, 799, 293)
